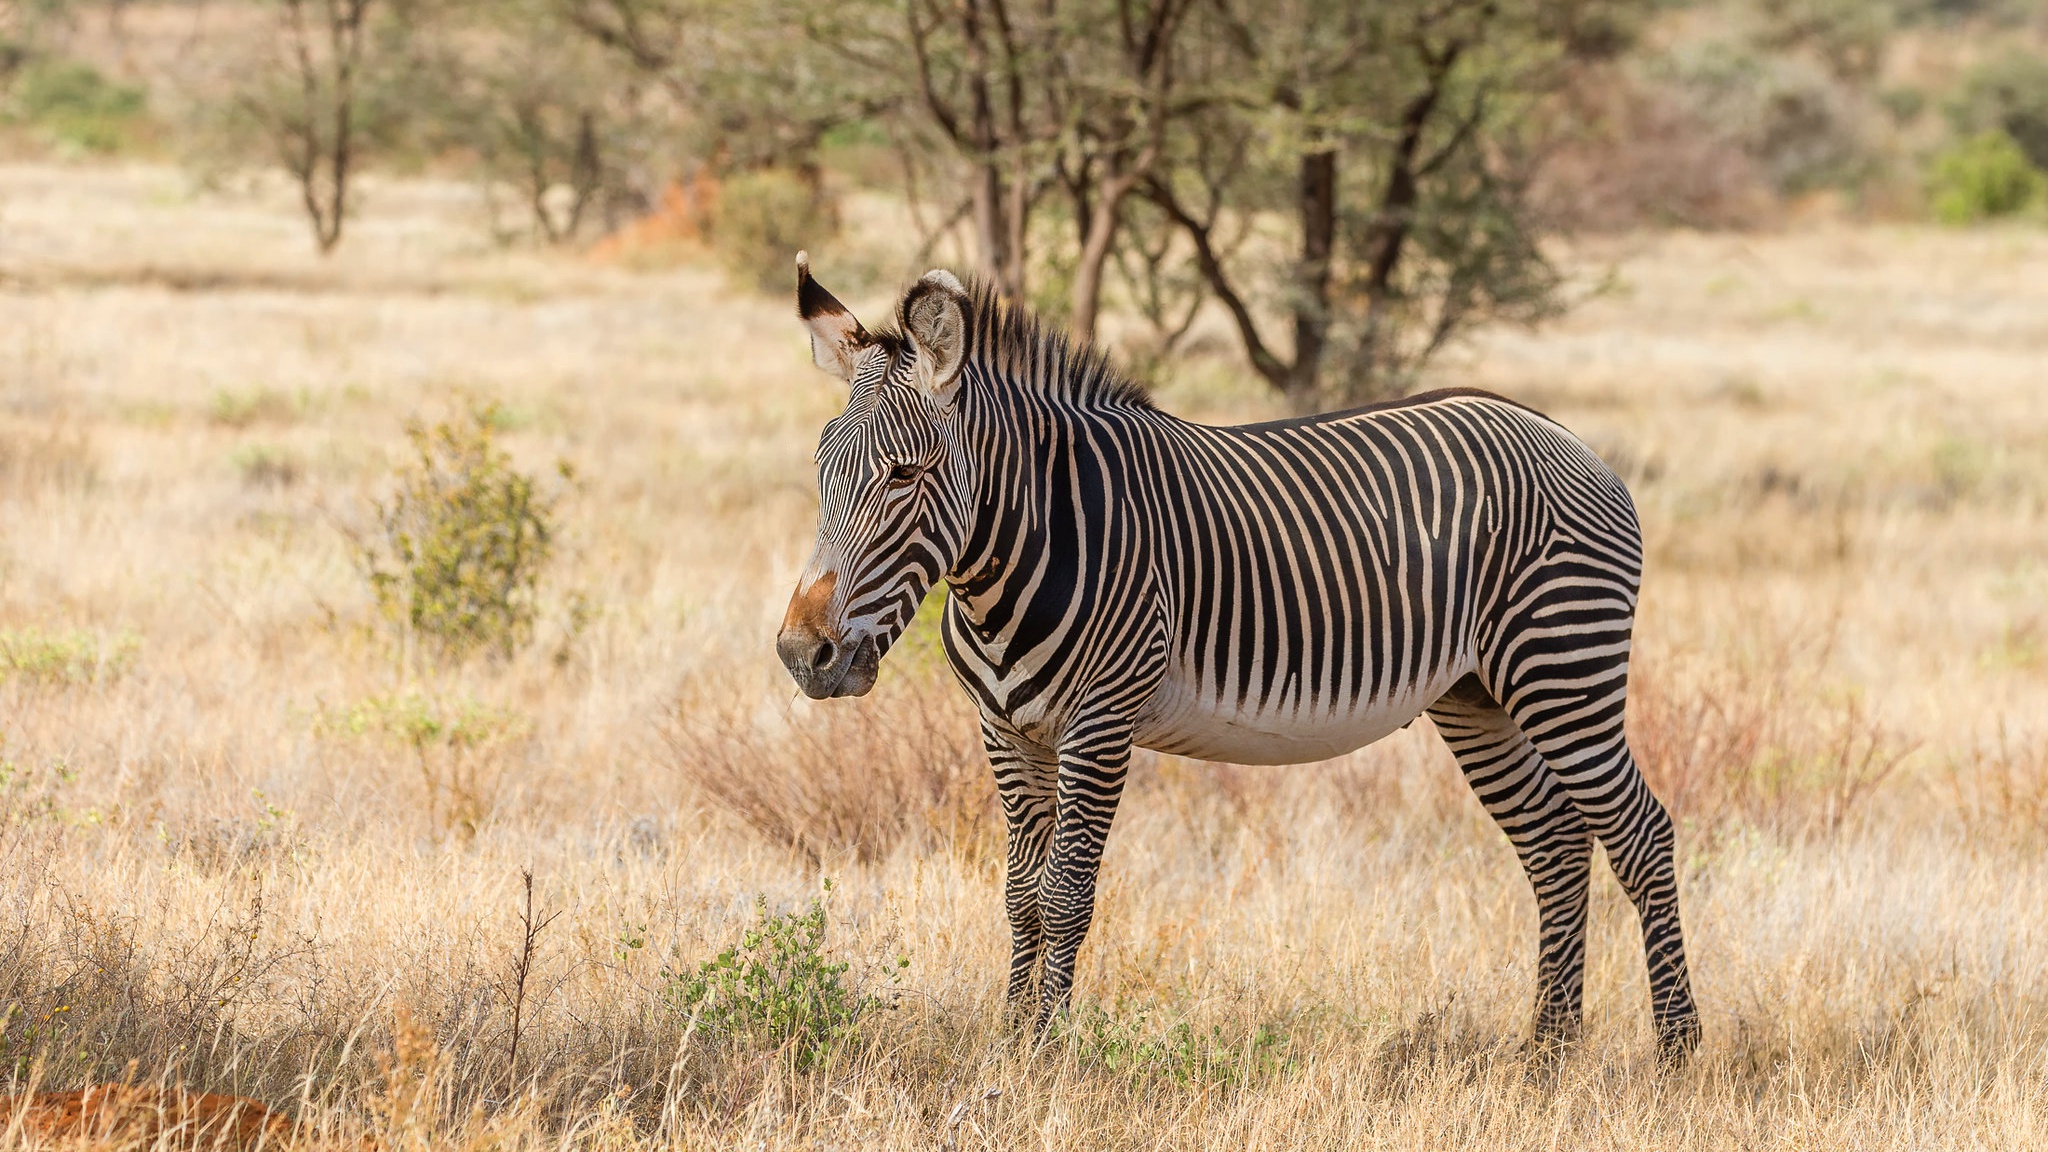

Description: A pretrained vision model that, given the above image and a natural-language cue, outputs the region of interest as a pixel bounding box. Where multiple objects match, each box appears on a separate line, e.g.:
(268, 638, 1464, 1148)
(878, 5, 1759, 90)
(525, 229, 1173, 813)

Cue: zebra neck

(943, 389, 1175, 644)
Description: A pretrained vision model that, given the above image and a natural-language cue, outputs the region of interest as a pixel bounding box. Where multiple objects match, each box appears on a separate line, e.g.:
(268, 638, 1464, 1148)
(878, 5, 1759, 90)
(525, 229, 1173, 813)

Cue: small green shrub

(661, 888, 888, 1070)
(359, 401, 566, 663)
(1926, 130, 2046, 225)
(8, 58, 146, 153)
(0, 628, 138, 687)
(712, 169, 837, 294)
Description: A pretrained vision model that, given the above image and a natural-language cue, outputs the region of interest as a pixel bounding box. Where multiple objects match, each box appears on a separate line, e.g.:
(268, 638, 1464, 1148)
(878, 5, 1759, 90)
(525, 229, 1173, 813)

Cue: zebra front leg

(1032, 732, 1132, 1035)
(987, 725, 1058, 1024)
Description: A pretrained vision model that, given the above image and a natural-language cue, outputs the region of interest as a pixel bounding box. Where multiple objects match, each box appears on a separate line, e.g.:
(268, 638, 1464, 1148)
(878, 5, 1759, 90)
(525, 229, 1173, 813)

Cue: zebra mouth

(832, 636, 880, 697)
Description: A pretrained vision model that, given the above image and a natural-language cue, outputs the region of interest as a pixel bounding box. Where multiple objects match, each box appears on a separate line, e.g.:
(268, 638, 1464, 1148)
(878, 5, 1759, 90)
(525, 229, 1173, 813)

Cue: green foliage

(1944, 50, 2048, 174)
(1926, 130, 2046, 225)
(1068, 1006, 1292, 1088)
(359, 401, 565, 663)
(0, 627, 138, 686)
(660, 888, 888, 1070)
(712, 169, 838, 294)
(1752, 0, 1895, 82)
(7, 57, 147, 153)
(885, 585, 952, 681)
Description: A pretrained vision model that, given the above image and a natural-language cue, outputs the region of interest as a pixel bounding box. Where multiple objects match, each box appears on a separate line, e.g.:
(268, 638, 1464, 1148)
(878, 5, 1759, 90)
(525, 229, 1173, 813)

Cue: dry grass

(1, 162, 2047, 1149)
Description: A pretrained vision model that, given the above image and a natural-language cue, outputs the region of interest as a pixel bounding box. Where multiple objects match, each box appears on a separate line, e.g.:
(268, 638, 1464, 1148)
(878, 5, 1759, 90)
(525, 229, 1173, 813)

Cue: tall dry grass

(0, 163, 2045, 1148)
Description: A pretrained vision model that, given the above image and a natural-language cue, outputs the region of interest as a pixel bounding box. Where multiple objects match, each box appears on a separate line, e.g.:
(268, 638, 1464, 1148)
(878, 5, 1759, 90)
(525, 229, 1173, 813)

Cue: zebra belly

(1132, 665, 1468, 766)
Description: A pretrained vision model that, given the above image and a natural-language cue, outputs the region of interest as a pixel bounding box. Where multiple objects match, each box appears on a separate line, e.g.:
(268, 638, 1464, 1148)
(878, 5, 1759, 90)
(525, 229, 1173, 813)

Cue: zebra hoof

(1029, 999, 1071, 1045)
(1522, 1025, 1581, 1063)
(1657, 1016, 1702, 1068)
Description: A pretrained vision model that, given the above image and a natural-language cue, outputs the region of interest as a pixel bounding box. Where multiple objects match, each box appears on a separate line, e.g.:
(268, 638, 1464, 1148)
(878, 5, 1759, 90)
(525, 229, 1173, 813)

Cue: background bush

(5, 57, 146, 154)
(1945, 50, 2048, 173)
(1926, 130, 2046, 224)
(358, 401, 566, 664)
(710, 169, 838, 294)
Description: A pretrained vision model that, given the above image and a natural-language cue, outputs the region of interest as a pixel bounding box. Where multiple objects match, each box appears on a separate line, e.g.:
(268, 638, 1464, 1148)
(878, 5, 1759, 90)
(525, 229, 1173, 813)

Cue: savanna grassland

(3, 162, 2048, 1151)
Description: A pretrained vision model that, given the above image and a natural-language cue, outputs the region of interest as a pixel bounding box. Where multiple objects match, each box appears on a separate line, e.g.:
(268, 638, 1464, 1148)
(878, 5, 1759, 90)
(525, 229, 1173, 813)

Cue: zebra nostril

(811, 641, 837, 671)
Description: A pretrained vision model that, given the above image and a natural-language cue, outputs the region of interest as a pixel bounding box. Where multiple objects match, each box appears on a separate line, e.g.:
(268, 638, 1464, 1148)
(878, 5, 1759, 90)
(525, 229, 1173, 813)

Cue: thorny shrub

(1629, 628, 1914, 837)
(1943, 724, 2048, 848)
(0, 868, 320, 1091)
(357, 401, 568, 664)
(665, 665, 992, 866)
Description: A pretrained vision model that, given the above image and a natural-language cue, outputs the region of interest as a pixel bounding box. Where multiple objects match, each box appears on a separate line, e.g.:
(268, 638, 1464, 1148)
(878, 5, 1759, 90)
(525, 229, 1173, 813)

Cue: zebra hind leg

(1427, 674, 1594, 1051)
(1491, 669, 1702, 1065)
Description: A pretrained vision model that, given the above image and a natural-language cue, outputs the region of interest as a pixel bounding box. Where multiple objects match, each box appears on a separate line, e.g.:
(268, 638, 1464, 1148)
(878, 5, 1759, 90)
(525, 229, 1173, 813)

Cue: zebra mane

(879, 277, 1153, 411)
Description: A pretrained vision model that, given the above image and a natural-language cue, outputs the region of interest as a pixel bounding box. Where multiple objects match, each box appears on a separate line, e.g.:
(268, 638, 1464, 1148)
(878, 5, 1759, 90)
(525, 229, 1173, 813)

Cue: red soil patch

(586, 171, 720, 263)
(0, 1086, 295, 1149)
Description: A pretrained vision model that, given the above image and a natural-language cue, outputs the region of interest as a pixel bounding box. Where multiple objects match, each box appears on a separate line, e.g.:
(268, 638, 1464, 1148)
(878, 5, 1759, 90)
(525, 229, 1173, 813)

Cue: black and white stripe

(777, 259, 1701, 1061)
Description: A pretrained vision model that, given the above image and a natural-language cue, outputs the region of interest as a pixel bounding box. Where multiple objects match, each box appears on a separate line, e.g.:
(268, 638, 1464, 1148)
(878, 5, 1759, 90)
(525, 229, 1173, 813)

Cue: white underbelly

(1132, 665, 1465, 765)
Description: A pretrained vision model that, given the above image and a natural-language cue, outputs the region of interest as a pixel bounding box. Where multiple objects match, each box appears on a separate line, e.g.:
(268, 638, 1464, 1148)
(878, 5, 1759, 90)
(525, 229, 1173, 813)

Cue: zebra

(775, 253, 1702, 1062)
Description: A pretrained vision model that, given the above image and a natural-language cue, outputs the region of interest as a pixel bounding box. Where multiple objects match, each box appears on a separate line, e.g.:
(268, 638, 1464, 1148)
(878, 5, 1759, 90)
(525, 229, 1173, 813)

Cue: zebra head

(777, 254, 974, 699)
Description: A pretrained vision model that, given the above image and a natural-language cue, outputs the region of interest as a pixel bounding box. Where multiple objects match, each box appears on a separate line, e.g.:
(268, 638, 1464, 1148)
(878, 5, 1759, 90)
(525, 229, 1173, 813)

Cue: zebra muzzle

(776, 627, 880, 699)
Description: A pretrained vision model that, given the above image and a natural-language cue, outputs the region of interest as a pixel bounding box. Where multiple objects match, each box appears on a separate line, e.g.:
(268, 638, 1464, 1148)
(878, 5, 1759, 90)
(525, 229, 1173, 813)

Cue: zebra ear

(796, 251, 870, 382)
(900, 270, 968, 404)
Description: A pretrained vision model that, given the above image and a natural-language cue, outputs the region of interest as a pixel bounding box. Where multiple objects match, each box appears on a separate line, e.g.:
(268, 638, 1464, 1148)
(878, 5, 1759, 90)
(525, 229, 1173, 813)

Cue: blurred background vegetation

(1, 0, 2043, 408)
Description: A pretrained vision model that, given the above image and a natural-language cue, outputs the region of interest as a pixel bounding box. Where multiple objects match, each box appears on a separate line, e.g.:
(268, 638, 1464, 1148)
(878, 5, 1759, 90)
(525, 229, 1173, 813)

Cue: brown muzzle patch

(781, 570, 839, 638)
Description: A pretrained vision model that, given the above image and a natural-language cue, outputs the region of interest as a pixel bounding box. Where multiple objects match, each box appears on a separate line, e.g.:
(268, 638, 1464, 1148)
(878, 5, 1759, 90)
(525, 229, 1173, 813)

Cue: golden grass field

(3, 161, 2048, 1149)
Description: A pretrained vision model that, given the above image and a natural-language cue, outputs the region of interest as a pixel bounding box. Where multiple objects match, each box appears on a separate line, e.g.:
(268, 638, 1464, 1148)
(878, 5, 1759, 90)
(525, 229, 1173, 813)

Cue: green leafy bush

(8, 58, 146, 153)
(661, 889, 887, 1070)
(712, 169, 837, 294)
(359, 401, 565, 663)
(1926, 130, 2046, 225)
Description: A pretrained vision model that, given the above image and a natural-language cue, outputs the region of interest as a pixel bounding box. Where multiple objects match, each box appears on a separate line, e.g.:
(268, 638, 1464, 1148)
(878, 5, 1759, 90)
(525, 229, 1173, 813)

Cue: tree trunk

(1346, 44, 1461, 402)
(1283, 148, 1337, 412)
(1068, 171, 1140, 341)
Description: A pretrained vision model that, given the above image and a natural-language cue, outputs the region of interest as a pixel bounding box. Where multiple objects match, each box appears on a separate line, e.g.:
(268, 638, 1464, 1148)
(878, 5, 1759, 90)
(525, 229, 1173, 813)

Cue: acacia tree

(1144, 0, 1630, 411)
(564, 0, 876, 177)
(239, 0, 378, 253)
(409, 0, 646, 244)
(870, 0, 1194, 339)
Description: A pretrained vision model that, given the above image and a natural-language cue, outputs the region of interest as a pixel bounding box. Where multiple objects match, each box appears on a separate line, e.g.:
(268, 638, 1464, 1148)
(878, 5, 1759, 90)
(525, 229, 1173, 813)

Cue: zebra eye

(886, 462, 921, 486)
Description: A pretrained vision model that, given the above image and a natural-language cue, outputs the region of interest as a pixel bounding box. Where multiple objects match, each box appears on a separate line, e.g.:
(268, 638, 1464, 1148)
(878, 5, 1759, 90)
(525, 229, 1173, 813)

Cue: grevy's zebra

(776, 256, 1702, 1061)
